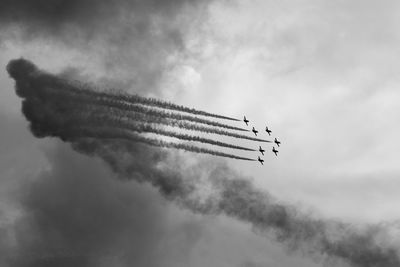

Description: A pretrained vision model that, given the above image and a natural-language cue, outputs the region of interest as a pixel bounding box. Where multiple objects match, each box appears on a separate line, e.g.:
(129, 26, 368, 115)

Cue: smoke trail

(118, 93, 240, 121)
(69, 79, 240, 121)
(17, 87, 255, 152)
(63, 127, 256, 161)
(83, 96, 247, 132)
(63, 102, 269, 143)
(7, 59, 243, 131)
(70, 135, 400, 267)
(17, 89, 256, 159)
(10, 58, 399, 267)
(116, 109, 268, 142)
(83, 114, 256, 152)
(25, 72, 248, 132)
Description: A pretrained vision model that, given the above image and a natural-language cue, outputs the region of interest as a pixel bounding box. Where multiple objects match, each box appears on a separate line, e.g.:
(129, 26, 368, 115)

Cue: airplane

(259, 146, 265, 155)
(252, 127, 258, 136)
(265, 126, 272, 136)
(274, 138, 281, 147)
(243, 116, 249, 126)
(258, 156, 264, 165)
(272, 147, 278, 156)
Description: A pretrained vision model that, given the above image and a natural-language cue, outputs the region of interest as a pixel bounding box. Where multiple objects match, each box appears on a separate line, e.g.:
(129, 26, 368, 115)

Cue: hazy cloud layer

(0, 0, 212, 93)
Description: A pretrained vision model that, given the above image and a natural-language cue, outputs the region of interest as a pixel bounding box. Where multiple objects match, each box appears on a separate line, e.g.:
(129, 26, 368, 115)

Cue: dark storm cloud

(0, 0, 212, 92)
(0, 0, 200, 39)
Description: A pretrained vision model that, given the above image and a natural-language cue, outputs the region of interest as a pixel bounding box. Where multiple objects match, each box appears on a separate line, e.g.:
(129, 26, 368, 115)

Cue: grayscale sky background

(1, 0, 400, 266)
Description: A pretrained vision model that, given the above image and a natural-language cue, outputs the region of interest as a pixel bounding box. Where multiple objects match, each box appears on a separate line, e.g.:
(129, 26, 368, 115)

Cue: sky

(1, 0, 400, 266)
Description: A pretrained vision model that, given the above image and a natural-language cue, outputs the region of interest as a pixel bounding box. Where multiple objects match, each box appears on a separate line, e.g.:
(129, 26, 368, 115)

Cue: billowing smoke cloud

(66, 135, 400, 267)
(93, 106, 267, 142)
(27, 73, 248, 132)
(7, 58, 400, 267)
(62, 126, 257, 161)
(1, 142, 206, 267)
(7, 58, 259, 161)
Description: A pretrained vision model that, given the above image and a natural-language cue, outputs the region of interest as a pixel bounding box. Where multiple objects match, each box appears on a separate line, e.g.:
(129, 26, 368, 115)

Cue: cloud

(67, 136, 400, 267)
(2, 142, 205, 267)
(0, 0, 212, 93)
(0, 0, 202, 41)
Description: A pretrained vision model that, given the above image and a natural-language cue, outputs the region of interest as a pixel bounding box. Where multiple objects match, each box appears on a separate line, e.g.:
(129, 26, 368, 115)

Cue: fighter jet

(265, 126, 272, 136)
(274, 138, 281, 147)
(259, 146, 265, 155)
(272, 147, 278, 156)
(243, 116, 249, 126)
(258, 156, 264, 165)
(252, 127, 258, 136)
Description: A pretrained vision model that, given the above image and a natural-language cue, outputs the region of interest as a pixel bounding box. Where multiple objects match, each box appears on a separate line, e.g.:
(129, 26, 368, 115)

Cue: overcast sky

(1, 1, 400, 266)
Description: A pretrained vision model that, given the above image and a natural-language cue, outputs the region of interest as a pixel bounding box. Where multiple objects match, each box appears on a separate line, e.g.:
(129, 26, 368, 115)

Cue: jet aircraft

(265, 126, 272, 136)
(243, 116, 249, 126)
(272, 147, 278, 156)
(274, 138, 281, 147)
(258, 156, 264, 165)
(259, 146, 265, 155)
(252, 127, 258, 136)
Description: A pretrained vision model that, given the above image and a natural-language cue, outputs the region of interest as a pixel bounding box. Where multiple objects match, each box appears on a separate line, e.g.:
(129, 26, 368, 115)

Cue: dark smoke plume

(103, 106, 267, 142)
(71, 138, 400, 267)
(117, 92, 240, 121)
(31, 97, 259, 142)
(90, 117, 256, 152)
(20, 98, 255, 152)
(7, 58, 400, 267)
(8, 58, 257, 160)
(25, 100, 256, 153)
(6, 59, 247, 132)
(55, 77, 242, 123)
(65, 127, 256, 161)
(39, 103, 260, 151)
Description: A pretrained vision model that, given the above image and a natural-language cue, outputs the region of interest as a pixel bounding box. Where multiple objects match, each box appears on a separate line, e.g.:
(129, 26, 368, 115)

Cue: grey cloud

(4, 143, 204, 267)
(0, 0, 202, 39)
(0, 0, 212, 93)
(69, 137, 400, 267)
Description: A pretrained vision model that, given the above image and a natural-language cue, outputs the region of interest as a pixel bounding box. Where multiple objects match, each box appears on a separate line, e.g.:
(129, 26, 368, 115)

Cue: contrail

(19, 92, 256, 152)
(19, 94, 256, 161)
(21, 97, 255, 153)
(118, 93, 241, 121)
(120, 110, 269, 142)
(20, 98, 257, 158)
(60, 126, 257, 161)
(89, 98, 247, 132)
(67, 103, 269, 143)
(8, 58, 400, 267)
(87, 115, 257, 152)
(7, 59, 240, 123)
(70, 133, 400, 267)
(27, 80, 248, 132)
(69, 79, 240, 121)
